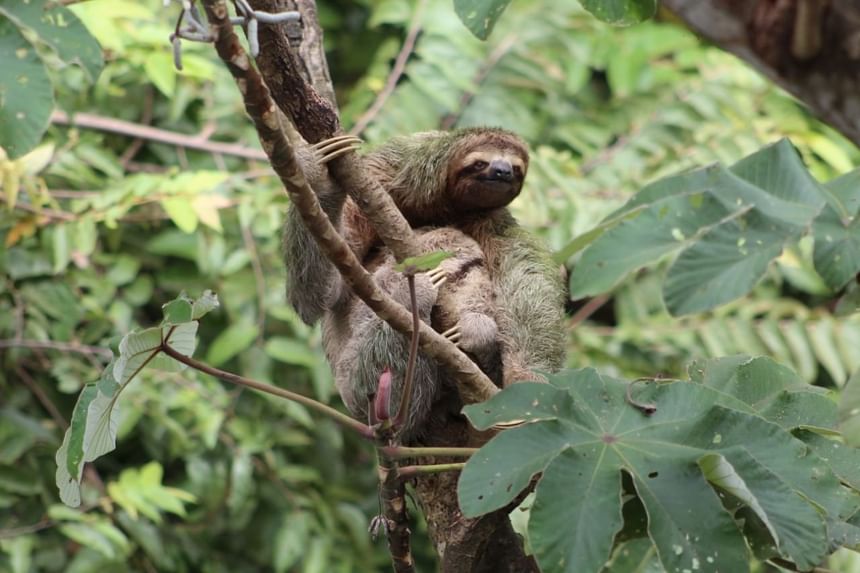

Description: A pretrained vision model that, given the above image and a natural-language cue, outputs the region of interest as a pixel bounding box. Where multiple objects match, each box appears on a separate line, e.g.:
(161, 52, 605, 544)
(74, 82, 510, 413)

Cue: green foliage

(568, 141, 860, 315)
(579, 0, 656, 25)
(2, 0, 859, 571)
(458, 358, 860, 573)
(574, 288, 860, 387)
(0, 0, 102, 157)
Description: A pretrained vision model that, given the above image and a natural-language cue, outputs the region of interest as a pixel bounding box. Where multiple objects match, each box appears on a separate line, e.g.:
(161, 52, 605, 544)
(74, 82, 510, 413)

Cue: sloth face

(450, 146, 527, 211)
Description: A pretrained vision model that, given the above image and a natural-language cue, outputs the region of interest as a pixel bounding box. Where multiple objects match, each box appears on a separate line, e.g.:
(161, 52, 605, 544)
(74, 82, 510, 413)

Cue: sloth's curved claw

(313, 135, 363, 163)
(426, 267, 448, 289)
(441, 325, 461, 346)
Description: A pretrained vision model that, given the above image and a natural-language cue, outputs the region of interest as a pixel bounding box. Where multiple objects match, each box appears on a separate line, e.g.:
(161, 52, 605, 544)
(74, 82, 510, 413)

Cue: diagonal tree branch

(199, 0, 497, 406)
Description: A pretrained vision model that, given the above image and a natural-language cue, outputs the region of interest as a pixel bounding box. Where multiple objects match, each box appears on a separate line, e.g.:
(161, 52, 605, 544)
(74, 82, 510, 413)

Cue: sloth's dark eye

(513, 165, 523, 176)
(471, 160, 488, 171)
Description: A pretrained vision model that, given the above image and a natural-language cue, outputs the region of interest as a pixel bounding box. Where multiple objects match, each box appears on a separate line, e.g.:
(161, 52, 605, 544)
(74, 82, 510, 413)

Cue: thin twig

(0, 339, 113, 358)
(160, 342, 375, 439)
(440, 33, 518, 130)
(569, 294, 610, 328)
(768, 558, 833, 573)
(119, 88, 156, 169)
(0, 196, 76, 221)
(51, 111, 268, 161)
(349, 0, 427, 136)
(15, 366, 69, 430)
(393, 274, 421, 431)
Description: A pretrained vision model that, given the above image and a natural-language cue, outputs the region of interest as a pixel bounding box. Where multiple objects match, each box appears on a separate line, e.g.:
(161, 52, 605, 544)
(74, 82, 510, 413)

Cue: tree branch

(161, 342, 375, 438)
(51, 110, 268, 160)
(663, 0, 860, 147)
(377, 449, 416, 573)
(200, 0, 497, 405)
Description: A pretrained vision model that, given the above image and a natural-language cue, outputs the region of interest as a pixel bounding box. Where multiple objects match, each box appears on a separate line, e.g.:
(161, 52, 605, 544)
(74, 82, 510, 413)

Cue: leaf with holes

(458, 364, 859, 573)
(569, 140, 828, 315)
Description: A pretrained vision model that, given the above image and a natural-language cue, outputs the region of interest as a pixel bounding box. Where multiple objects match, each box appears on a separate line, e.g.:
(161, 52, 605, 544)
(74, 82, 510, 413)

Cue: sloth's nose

(489, 160, 513, 182)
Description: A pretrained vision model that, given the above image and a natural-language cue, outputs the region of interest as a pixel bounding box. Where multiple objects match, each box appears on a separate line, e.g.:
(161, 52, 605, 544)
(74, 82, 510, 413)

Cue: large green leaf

(0, 18, 53, 158)
(813, 169, 860, 290)
(841, 369, 860, 447)
(0, 0, 103, 80)
(458, 360, 859, 573)
(569, 140, 829, 315)
(579, 0, 656, 25)
(688, 356, 838, 433)
(453, 0, 512, 40)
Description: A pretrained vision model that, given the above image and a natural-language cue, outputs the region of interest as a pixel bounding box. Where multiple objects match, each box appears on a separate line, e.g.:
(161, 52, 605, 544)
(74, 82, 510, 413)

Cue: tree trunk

(663, 0, 860, 147)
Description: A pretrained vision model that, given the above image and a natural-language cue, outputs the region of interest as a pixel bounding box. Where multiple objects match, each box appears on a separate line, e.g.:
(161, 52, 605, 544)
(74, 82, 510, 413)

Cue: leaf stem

(380, 446, 478, 460)
(160, 343, 374, 439)
(398, 463, 466, 479)
(393, 274, 421, 431)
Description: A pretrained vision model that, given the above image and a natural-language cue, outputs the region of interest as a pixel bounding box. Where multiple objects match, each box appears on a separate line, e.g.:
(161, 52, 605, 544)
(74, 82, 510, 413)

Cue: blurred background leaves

(1, 0, 858, 571)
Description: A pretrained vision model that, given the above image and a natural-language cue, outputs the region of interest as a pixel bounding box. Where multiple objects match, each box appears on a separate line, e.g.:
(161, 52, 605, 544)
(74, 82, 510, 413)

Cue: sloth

(325, 227, 501, 437)
(283, 127, 565, 439)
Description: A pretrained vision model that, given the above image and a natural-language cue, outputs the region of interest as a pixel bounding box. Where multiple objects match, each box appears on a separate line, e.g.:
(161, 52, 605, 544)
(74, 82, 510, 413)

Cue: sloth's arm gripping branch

(200, 0, 497, 404)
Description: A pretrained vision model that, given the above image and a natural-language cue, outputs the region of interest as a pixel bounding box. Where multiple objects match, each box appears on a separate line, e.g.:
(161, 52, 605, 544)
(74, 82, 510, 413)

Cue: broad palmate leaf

(458, 357, 860, 573)
(567, 140, 857, 315)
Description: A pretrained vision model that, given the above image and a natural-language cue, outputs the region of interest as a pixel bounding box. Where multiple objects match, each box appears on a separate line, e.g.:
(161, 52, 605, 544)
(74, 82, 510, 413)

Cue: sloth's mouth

(476, 175, 515, 185)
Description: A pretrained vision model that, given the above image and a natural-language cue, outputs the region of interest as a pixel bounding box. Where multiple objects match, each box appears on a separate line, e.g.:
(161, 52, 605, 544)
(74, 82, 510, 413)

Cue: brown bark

(663, 0, 860, 147)
(238, 1, 531, 570)
(247, 0, 422, 262)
